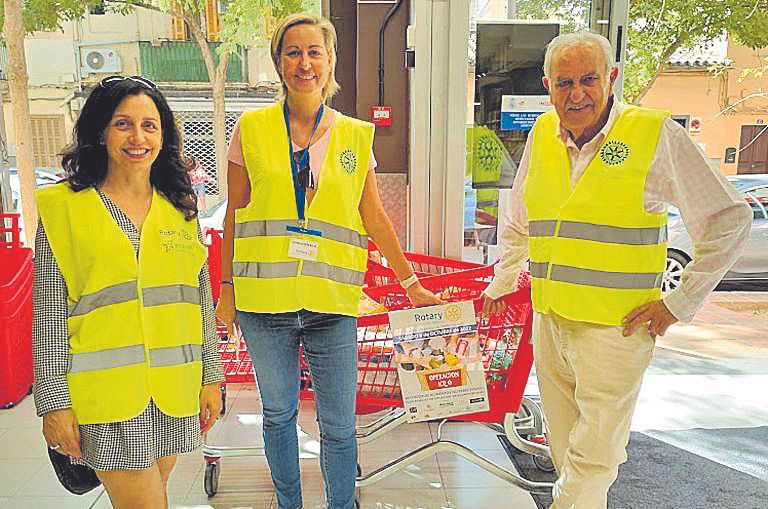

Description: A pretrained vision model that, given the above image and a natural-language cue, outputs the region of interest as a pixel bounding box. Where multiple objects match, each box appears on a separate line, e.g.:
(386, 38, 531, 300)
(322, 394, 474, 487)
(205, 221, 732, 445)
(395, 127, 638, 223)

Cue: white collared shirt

(484, 100, 752, 322)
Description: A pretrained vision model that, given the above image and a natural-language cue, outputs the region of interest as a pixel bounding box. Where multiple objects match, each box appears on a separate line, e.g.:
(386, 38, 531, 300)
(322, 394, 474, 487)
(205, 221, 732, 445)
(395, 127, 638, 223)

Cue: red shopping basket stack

(0, 213, 34, 408)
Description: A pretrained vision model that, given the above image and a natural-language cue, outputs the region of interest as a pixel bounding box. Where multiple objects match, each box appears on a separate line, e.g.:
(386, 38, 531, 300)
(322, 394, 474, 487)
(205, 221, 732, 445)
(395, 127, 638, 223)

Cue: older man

(482, 32, 751, 508)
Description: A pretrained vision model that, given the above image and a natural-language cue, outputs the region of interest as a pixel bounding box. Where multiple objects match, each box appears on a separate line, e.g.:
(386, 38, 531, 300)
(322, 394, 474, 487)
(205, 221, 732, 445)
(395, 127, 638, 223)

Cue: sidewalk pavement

(655, 291, 768, 362)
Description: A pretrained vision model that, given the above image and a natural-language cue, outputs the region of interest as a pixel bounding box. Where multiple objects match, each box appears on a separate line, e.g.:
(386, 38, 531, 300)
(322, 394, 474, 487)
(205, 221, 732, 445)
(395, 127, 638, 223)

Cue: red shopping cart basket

(352, 285, 533, 420)
(363, 264, 499, 311)
(365, 241, 485, 288)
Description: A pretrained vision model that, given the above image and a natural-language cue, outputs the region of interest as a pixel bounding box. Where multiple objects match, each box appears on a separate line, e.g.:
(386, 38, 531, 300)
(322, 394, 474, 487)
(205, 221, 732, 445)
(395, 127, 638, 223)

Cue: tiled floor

(3, 291, 768, 508)
(0, 381, 539, 509)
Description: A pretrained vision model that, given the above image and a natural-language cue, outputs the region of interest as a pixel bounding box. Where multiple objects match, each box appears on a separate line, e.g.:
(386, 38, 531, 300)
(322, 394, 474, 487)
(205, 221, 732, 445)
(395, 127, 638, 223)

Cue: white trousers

(533, 312, 655, 509)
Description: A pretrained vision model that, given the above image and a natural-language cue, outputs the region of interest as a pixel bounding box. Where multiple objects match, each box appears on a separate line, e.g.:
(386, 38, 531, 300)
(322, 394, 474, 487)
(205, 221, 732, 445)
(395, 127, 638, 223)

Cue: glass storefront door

(407, 0, 628, 261)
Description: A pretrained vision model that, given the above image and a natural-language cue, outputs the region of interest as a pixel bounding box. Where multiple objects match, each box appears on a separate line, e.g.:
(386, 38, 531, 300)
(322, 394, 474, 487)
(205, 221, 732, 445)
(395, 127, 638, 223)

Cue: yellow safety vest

(234, 103, 373, 316)
(35, 183, 206, 424)
(524, 106, 669, 326)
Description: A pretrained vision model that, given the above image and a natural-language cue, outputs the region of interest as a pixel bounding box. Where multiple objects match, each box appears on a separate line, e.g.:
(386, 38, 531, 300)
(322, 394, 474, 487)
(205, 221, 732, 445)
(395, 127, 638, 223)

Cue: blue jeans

(237, 309, 358, 509)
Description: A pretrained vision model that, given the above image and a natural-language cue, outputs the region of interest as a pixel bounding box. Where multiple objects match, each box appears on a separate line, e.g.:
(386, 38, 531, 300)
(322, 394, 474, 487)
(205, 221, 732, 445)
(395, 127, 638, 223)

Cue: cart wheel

(204, 461, 220, 497)
(533, 454, 555, 473)
(220, 385, 227, 416)
(355, 499, 360, 509)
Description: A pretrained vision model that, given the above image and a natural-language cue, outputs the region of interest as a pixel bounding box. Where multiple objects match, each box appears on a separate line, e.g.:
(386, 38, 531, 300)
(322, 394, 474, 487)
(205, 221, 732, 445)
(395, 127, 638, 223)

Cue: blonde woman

(216, 13, 441, 509)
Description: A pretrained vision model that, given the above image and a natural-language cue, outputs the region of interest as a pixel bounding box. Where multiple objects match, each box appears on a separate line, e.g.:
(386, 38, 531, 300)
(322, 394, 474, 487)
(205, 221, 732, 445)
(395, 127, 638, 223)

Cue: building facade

(641, 37, 768, 175)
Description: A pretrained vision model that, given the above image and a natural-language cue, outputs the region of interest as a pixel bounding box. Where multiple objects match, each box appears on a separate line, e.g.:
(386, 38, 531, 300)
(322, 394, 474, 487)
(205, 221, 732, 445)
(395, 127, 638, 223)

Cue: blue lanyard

(283, 102, 324, 222)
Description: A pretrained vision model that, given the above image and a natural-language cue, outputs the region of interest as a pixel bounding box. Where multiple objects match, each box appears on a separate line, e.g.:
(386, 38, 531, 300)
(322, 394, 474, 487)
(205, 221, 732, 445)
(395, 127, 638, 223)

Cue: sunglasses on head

(295, 149, 315, 190)
(98, 75, 158, 90)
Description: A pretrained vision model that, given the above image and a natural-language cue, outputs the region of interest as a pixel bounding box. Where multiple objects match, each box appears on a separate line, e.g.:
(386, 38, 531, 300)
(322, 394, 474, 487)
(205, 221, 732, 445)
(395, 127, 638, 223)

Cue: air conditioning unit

(81, 48, 121, 74)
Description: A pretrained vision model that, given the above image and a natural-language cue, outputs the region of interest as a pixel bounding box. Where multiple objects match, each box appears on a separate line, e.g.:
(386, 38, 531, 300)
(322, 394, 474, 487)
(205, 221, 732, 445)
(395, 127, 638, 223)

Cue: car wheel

(663, 251, 689, 293)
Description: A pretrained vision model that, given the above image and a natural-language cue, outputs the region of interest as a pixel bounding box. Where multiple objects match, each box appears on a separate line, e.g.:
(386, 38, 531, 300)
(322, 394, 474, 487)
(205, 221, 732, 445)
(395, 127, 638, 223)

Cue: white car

(5, 168, 61, 243)
(199, 199, 227, 232)
(664, 175, 768, 292)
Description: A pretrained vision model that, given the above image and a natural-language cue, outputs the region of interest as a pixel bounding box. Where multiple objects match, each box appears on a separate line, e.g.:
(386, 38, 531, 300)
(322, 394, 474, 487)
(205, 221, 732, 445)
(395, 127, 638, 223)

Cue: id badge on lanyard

(284, 102, 325, 261)
(286, 223, 322, 261)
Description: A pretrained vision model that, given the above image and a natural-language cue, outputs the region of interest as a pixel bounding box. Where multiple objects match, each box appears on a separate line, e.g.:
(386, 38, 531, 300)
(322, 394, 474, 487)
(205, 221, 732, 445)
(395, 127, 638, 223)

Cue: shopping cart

(365, 240, 486, 287)
(201, 232, 552, 498)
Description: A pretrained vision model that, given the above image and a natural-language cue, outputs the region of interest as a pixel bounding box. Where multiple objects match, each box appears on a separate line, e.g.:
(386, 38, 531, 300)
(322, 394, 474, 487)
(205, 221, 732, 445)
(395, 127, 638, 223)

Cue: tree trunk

(212, 53, 232, 197)
(3, 0, 37, 247)
(186, 10, 232, 199)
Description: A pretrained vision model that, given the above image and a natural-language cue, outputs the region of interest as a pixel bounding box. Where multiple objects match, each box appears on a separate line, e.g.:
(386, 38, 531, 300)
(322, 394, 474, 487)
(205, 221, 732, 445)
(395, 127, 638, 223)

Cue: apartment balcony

(139, 41, 245, 83)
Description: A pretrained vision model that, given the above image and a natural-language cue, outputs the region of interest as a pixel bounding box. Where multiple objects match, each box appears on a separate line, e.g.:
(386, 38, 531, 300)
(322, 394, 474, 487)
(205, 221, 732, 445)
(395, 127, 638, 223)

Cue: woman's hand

(199, 382, 223, 434)
(42, 408, 82, 459)
(406, 283, 445, 307)
(214, 285, 237, 337)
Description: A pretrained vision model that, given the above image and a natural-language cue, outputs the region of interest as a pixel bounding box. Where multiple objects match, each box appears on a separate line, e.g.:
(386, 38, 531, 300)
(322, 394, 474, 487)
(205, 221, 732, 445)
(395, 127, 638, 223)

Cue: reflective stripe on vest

(150, 344, 203, 367)
(529, 220, 667, 245)
(235, 218, 368, 249)
(69, 344, 145, 373)
(142, 284, 200, 307)
(301, 261, 365, 286)
(531, 262, 663, 290)
(233, 261, 299, 278)
(529, 261, 549, 279)
(69, 344, 203, 373)
(69, 281, 138, 317)
(529, 220, 557, 238)
(235, 219, 296, 238)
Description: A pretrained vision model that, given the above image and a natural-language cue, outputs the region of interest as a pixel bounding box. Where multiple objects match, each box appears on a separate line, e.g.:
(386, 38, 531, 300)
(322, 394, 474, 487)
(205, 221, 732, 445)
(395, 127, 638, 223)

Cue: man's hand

(622, 299, 678, 339)
(214, 285, 237, 337)
(199, 382, 223, 434)
(42, 408, 82, 459)
(406, 283, 445, 307)
(480, 293, 506, 319)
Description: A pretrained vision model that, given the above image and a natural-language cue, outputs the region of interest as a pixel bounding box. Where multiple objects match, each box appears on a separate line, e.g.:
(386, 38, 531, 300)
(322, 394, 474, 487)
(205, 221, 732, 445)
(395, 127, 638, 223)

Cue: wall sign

(500, 95, 553, 131)
(371, 106, 393, 127)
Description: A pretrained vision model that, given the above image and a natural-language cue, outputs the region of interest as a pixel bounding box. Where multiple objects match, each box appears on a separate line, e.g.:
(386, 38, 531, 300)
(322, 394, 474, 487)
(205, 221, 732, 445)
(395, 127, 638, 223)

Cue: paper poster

(500, 95, 553, 131)
(389, 302, 489, 423)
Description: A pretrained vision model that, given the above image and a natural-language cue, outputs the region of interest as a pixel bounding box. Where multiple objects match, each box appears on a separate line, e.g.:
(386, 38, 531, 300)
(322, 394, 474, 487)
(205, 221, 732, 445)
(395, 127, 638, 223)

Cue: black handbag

(46, 447, 102, 495)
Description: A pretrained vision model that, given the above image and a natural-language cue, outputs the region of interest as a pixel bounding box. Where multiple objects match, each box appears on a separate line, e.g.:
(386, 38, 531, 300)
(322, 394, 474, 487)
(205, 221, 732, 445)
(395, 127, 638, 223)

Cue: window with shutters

(31, 116, 66, 169)
(206, 0, 221, 42)
(176, 110, 240, 194)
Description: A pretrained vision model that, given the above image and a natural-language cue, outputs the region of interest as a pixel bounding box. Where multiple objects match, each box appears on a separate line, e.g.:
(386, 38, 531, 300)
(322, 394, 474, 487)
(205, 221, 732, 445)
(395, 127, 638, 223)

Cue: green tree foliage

(217, 0, 312, 54)
(626, 0, 768, 103)
(514, 0, 768, 104)
(1, 0, 91, 34)
(514, 0, 591, 33)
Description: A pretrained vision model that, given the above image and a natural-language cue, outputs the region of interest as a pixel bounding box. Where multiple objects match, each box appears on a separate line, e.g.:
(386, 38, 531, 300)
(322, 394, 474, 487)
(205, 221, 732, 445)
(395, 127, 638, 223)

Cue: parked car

(199, 199, 227, 232)
(664, 175, 768, 292)
(5, 168, 61, 243)
(8, 168, 61, 208)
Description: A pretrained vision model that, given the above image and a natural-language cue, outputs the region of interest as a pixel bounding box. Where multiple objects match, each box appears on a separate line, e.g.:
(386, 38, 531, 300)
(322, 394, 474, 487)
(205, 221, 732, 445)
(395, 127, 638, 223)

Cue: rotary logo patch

(340, 149, 357, 174)
(599, 140, 630, 166)
(475, 133, 503, 174)
(444, 304, 462, 322)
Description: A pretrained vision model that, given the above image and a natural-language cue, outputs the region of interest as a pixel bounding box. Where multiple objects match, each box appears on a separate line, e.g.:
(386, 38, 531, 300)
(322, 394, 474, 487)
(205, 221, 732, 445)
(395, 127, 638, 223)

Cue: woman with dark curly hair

(33, 76, 223, 508)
